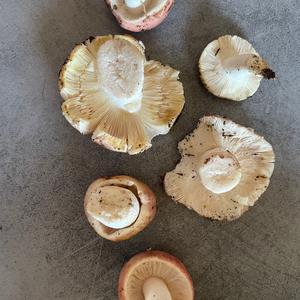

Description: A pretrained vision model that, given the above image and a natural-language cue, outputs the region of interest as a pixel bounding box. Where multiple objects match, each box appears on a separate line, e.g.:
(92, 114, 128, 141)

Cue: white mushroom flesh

(125, 0, 146, 8)
(86, 186, 140, 229)
(199, 148, 242, 194)
(143, 277, 172, 300)
(97, 39, 144, 113)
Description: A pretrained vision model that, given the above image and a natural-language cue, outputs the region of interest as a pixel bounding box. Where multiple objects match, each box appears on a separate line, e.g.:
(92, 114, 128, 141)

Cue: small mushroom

(106, 0, 174, 32)
(118, 250, 194, 300)
(59, 35, 184, 154)
(199, 35, 275, 101)
(164, 116, 275, 221)
(84, 176, 156, 241)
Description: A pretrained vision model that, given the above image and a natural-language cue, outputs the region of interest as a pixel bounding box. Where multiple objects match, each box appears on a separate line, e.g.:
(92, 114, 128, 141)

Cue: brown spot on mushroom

(261, 68, 276, 79)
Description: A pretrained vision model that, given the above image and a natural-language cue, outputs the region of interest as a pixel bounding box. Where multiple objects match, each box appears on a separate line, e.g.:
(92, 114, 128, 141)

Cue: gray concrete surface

(1, 0, 299, 299)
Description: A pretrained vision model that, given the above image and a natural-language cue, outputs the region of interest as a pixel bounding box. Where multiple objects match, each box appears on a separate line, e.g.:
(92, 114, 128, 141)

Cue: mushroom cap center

(143, 277, 172, 300)
(97, 39, 144, 113)
(86, 186, 140, 229)
(125, 0, 146, 8)
(198, 148, 242, 194)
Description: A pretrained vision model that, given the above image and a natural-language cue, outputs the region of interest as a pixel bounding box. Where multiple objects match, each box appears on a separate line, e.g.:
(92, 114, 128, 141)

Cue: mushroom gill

(199, 35, 275, 101)
(164, 116, 275, 221)
(59, 35, 184, 154)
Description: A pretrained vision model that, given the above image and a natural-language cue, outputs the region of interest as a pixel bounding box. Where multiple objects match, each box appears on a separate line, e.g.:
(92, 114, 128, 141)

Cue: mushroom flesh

(164, 116, 275, 221)
(118, 250, 194, 300)
(59, 35, 184, 154)
(199, 35, 275, 101)
(84, 176, 156, 241)
(106, 0, 174, 32)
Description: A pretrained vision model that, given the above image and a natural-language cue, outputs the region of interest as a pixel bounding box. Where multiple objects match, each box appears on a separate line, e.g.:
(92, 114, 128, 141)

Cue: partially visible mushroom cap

(199, 35, 275, 101)
(164, 116, 275, 221)
(84, 176, 156, 241)
(59, 35, 184, 154)
(106, 0, 174, 32)
(118, 250, 194, 300)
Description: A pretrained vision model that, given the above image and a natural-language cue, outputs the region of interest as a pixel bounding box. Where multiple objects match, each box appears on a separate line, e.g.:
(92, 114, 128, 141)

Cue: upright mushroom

(199, 35, 275, 101)
(59, 35, 184, 154)
(164, 116, 275, 221)
(118, 250, 194, 300)
(84, 176, 156, 241)
(106, 0, 174, 32)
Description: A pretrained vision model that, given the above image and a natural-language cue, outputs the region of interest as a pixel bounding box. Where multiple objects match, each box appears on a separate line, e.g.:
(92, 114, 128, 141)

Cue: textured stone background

(1, 1, 299, 299)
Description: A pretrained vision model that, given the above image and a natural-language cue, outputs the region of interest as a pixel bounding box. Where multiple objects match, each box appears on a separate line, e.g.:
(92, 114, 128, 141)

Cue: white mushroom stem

(198, 148, 242, 194)
(86, 186, 140, 229)
(222, 54, 275, 79)
(97, 39, 144, 113)
(143, 277, 172, 300)
(125, 0, 146, 8)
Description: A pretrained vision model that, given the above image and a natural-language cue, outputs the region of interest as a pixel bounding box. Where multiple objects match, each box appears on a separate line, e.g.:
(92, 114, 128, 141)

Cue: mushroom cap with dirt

(59, 35, 184, 155)
(199, 35, 275, 101)
(164, 116, 275, 221)
(118, 250, 194, 300)
(106, 0, 174, 32)
(84, 176, 156, 241)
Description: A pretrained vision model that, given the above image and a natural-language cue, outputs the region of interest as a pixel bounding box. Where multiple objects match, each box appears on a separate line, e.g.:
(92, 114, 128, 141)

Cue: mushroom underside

(164, 116, 275, 221)
(119, 251, 194, 300)
(107, 0, 174, 32)
(60, 35, 184, 154)
(199, 35, 275, 101)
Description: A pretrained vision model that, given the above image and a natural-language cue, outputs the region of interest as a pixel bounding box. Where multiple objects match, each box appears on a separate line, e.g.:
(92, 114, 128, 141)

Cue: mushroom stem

(198, 148, 242, 194)
(125, 0, 146, 8)
(96, 38, 144, 113)
(143, 277, 172, 300)
(86, 186, 140, 229)
(222, 54, 275, 79)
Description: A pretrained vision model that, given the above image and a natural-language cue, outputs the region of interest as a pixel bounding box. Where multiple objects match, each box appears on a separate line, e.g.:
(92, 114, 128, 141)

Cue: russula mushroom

(199, 35, 275, 101)
(84, 176, 156, 241)
(118, 250, 194, 300)
(164, 116, 275, 221)
(59, 35, 184, 154)
(106, 0, 174, 32)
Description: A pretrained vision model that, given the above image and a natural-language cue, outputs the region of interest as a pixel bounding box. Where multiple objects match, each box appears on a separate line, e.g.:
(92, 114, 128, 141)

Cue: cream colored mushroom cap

(199, 35, 275, 101)
(164, 116, 275, 221)
(59, 35, 184, 155)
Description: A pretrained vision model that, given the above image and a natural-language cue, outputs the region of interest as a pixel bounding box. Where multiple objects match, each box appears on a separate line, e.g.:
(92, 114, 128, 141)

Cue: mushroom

(84, 176, 156, 241)
(106, 0, 174, 32)
(59, 35, 184, 154)
(199, 35, 275, 101)
(164, 116, 275, 221)
(118, 250, 194, 300)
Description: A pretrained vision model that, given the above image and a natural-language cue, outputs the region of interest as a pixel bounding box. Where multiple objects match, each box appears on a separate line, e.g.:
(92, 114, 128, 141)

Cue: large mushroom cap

(106, 0, 174, 32)
(199, 35, 275, 101)
(118, 250, 194, 300)
(84, 176, 156, 241)
(59, 35, 184, 155)
(164, 116, 275, 221)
